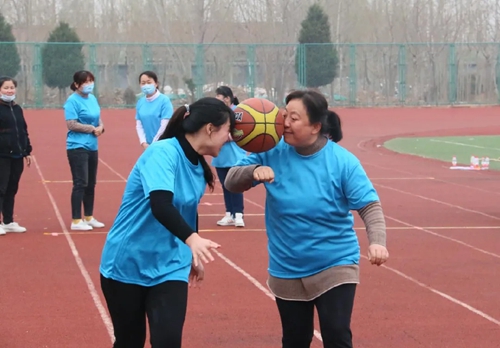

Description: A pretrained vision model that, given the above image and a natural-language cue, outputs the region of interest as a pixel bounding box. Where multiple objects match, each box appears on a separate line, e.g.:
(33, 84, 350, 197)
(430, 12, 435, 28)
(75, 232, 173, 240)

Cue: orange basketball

(231, 98, 284, 153)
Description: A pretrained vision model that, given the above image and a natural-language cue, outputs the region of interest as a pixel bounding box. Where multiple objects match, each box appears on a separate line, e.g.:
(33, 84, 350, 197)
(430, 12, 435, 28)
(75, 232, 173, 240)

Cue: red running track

(1, 106, 500, 347)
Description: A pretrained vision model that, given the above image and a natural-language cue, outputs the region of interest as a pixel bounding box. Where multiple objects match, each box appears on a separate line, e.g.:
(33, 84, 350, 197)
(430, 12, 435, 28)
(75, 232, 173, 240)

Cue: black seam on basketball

(242, 108, 255, 136)
(260, 98, 266, 153)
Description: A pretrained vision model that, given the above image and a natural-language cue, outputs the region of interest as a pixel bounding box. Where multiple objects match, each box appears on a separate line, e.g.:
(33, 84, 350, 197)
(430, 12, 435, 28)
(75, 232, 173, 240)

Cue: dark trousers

(67, 148, 98, 220)
(100, 275, 188, 348)
(0, 157, 24, 224)
(276, 284, 356, 348)
(216, 167, 244, 215)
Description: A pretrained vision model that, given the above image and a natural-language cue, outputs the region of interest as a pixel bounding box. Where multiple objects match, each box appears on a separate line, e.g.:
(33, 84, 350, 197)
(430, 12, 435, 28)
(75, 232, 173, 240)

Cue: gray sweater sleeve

(224, 165, 261, 193)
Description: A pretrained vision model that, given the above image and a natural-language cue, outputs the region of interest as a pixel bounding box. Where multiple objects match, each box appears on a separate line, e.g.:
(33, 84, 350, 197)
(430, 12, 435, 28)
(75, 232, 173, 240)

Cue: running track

(1, 106, 500, 347)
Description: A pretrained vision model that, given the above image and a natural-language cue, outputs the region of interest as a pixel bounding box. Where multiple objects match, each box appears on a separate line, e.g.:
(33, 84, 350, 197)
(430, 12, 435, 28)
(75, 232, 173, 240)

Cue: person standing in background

(212, 86, 247, 228)
(135, 71, 174, 150)
(64, 70, 105, 231)
(0, 76, 32, 235)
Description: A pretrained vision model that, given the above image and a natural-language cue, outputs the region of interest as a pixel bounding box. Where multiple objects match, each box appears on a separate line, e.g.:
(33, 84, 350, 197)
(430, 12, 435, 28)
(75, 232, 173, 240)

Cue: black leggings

(100, 275, 188, 348)
(276, 284, 356, 348)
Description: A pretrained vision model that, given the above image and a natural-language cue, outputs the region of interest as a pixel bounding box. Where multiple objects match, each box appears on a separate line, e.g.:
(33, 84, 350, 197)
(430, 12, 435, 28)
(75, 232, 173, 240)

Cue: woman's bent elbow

(224, 167, 239, 192)
(225, 166, 256, 193)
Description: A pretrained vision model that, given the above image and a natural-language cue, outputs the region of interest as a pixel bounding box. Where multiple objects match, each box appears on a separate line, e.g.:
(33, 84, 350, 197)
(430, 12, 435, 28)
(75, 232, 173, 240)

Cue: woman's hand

(141, 142, 149, 150)
(189, 262, 205, 288)
(94, 126, 104, 136)
(367, 244, 389, 266)
(25, 155, 32, 167)
(185, 233, 220, 267)
(253, 166, 275, 183)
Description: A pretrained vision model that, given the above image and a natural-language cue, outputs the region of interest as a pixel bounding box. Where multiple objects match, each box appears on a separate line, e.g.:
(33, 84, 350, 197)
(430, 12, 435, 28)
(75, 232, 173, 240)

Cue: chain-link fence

(4, 42, 500, 108)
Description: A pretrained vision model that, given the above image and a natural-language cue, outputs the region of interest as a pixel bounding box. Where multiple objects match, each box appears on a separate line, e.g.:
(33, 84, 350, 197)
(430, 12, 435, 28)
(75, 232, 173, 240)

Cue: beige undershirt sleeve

(357, 201, 387, 246)
(224, 165, 260, 193)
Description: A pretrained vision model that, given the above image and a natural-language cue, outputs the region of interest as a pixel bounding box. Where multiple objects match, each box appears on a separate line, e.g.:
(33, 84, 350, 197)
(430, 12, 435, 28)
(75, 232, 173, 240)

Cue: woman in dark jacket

(0, 76, 32, 235)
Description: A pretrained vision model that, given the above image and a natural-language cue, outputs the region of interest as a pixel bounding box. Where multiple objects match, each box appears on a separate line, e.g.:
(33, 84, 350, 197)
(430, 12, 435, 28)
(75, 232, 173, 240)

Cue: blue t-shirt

(64, 93, 101, 151)
(211, 141, 247, 168)
(236, 138, 379, 279)
(135, 94, 174, 144)
(99, 138, 206, 286)
(211, 104, 247, 167)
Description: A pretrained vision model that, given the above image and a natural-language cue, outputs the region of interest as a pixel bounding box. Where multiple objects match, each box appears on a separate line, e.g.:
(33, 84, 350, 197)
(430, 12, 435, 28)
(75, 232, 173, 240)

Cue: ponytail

(159, 105, 188, 140)
(233, 96, 240, 105)
(200, 158, 215, 191)
(324, 110, 343, 143)
(159, 98, 235, 191)
(70, 82, 77, 91)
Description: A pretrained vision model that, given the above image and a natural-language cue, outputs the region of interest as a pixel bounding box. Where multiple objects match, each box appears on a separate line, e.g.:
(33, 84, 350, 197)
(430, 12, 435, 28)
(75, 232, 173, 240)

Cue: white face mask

(0, 94, 15, 102)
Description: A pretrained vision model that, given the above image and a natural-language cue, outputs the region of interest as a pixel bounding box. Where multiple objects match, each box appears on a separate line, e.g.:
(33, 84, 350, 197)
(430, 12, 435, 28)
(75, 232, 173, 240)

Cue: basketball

(231, 98, 284, 153)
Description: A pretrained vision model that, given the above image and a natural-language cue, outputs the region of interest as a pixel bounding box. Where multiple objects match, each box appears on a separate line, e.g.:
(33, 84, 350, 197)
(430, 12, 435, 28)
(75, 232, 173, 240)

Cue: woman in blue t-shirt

(135, 71, 174, 150)
(64, 70, 105, 232)
(225, 90, 389, 348)
(100, 97, 235, 348)
(212, 86, 247, 227)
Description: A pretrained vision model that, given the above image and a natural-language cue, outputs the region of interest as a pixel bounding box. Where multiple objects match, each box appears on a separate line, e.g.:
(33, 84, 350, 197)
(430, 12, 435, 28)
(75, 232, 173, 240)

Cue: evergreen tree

(295, 4, 338, 88)
(42, 22, 85, 101)
(0, 13, 21, 78)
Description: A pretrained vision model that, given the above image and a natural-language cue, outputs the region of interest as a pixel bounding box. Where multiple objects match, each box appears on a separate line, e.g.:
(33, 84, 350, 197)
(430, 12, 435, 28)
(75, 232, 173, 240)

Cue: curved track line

(375, 183, 500, 221)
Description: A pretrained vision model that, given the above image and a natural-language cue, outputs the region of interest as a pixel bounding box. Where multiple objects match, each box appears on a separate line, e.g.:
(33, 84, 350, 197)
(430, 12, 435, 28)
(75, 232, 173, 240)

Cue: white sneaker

(2, 222, 26, 233)
(234, 213, 245, 228)
(217, 212, 235, 226)
(84, 218, 105, 228)
(0, 225, 5, 236)
(71, 220, 93, 231)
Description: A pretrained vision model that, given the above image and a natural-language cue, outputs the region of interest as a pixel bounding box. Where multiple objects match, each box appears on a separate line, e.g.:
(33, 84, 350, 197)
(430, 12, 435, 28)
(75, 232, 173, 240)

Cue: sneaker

(2, 222, 26, 233)
(71, 220, 93, 231)
(84, 218, 105, 228)
(0, 225, 5, 236)
(234, 213, 245, 228)
(217, 212, 235, 226)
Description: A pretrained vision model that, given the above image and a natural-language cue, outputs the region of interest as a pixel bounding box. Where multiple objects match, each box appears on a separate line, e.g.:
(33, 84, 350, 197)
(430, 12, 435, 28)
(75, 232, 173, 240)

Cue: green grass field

(383, 135, 500, 170)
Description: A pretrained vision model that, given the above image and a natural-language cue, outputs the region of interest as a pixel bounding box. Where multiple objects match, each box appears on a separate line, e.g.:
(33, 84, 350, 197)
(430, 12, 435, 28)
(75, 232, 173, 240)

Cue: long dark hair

(159, 97, 235, 191)
(216, 86, 239, 105)
(285, 90, 342, 142)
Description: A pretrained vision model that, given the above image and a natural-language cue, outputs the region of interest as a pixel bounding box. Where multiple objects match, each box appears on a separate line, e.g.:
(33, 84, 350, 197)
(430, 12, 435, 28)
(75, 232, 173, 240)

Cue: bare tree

(2, 0, 500, 105)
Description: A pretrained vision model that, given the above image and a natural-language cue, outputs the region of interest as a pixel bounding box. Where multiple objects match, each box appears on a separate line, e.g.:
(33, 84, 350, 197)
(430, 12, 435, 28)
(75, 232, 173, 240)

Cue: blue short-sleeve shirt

(236, 138, 379, 278)
(99, 138, 206, 286)
(135, 94, 174, 144)
(64, 93, 101, 151)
